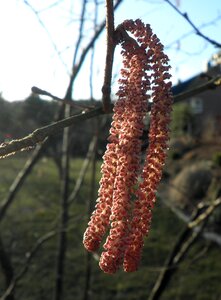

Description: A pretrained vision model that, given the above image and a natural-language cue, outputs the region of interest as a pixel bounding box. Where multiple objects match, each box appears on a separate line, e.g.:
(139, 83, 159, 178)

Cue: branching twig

(0, 0, 123, 226)
(23, 0, 69, 72)
(161, 196, 221, 247)
(53, 1, 88, 298)
(188, 198, 221, 229)
(148, 197, 221, 300)
(165, 15, 221, 49)
(1, 74, 221, 159)
(0, 231, 57, 300)
(0, 106, 106, 159)
(165, 0, 221, 48)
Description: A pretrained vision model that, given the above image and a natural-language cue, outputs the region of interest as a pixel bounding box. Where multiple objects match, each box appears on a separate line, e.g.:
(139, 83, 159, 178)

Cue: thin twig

(83, 119, 99, 300)
(31, 86, 93, 110)
(0, 231, 57, 300)
(165, 0, 221, 48)
(0, 106, 106, 159)
(148, 198, 221, 300)
(23, 0, 69, 72)
(101, 0, 116, 112)
(53, 1, 88, 298)
(65, 0, 124, 100)
(72, 0, 87, 68)
(89, 0, 99, 101)
(68, 135, 98, 205)
(0, 1, 123, 227)
(160, 192, 221, 247)
(165, 15, 221, 50)
(1, 74, 221, 159)
(0, 219, 81, 300)
(174, 75, 221, 103)
(188, 198, 221, 228)
(0, 144, 44, 222)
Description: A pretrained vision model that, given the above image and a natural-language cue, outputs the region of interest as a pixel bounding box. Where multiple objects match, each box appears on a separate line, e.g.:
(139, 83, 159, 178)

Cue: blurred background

(0, 1, 221, 299)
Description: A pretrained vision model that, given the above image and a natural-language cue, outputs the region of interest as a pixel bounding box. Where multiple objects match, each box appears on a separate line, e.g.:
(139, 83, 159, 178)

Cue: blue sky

(0, 0, 220, 101)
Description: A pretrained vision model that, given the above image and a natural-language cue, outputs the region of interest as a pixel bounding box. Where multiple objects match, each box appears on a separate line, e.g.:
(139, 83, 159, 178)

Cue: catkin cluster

(83, 19, 173, 274)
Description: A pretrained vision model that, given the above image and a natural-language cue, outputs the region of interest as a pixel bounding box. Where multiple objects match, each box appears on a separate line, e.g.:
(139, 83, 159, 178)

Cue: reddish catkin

(83, 19, 173, 274)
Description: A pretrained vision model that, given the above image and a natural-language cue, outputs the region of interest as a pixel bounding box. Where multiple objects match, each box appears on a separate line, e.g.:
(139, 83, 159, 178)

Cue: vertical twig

(0, 235, 14, 300)
(164, 0, 221, 48)
(83, 119, 99, 300)
(84, 0, 99, 287)
(148, 201, 218, 300)
(0, 144, 43, 223)
(53, 105, 71, 300)
(89, 0, 98, 101)
(101, 0, 116, 112)
(53, 1, 88, 299)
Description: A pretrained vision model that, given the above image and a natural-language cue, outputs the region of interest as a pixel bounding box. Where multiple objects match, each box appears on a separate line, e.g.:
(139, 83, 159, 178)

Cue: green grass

(0, 155, 220, 300)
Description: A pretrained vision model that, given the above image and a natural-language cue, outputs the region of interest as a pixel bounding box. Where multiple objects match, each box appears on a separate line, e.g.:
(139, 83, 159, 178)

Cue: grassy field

(0, 154, 221, 300)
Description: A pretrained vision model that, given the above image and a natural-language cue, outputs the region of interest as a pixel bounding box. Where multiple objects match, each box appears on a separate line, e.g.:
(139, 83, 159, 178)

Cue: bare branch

(188, 198, 221, 228)
(165, 15, 221, 49)
(23, 0, 69, 72)
(54, 1, 91, 297)
(0, 231, 57, 300)
(148, 197, 221, 300)
(162, 196, 221, 247)
(83, 121, 99, 300)
(0, 144, 44, 222)
(101, 0, 116, 112)
(0, 106, 106, 159)
(89, 0, 99, 100)
(1, 74, 221, 159)
(68, 135, 98, 205)
(65, 0, 124, 100)
(165, 0, 221, 48)
(174, 75, 221, 103)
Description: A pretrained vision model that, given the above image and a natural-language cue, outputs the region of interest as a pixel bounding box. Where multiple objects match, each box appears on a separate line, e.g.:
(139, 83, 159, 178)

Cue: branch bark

(102, 0, 116, 112)
(1, 74, 221, 160)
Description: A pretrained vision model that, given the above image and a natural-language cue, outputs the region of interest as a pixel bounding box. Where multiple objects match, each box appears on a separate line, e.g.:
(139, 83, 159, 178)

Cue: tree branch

(101, 0, 116, 112)
(165, 0, 221, 48)
(31, 86, 93, 110)
(173, 75, 221, 103)
(148, 197, 221, 300)
(161, 196, 221, 247)
(0, 106, 106, 159)
(65, 0, 123, 100)
(0, 231, 57, 300)
(1, 73, 221, 159)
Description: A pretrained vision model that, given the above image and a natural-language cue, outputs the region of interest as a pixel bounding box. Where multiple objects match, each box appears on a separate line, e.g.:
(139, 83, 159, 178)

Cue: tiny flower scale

(83, 19, 173, 274)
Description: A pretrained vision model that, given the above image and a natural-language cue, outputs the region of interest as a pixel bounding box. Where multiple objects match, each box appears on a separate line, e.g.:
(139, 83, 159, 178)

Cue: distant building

(172, 51, 221, 137)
